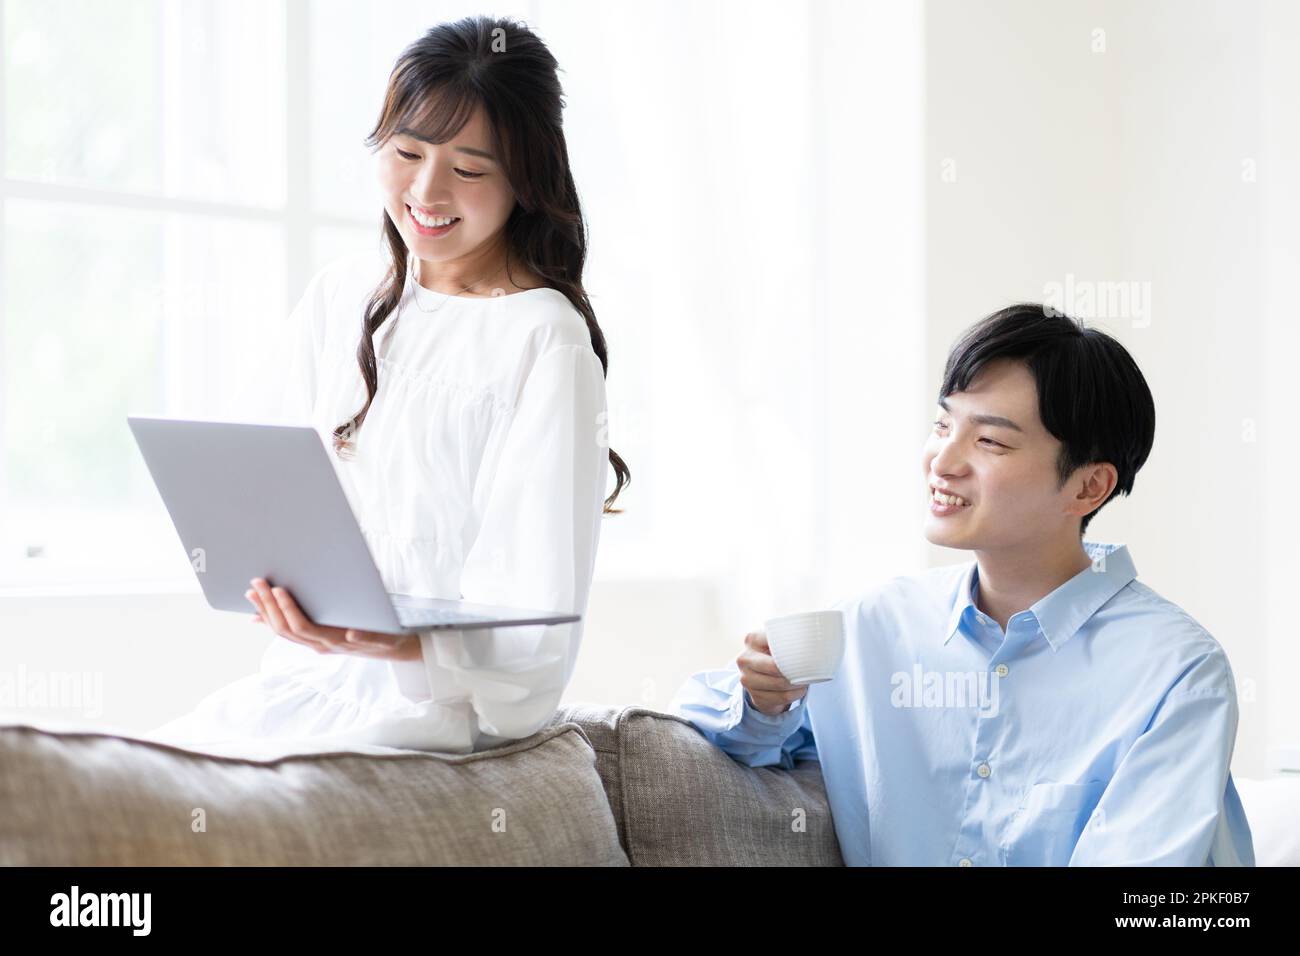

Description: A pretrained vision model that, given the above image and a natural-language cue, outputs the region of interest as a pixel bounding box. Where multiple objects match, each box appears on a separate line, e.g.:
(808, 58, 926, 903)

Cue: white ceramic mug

(764, 610, 846, 685)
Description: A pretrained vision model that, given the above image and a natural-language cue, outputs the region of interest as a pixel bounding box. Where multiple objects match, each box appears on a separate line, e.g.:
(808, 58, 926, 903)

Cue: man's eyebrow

(394, 128, 497, 162)
(937, 397, 1024, 432)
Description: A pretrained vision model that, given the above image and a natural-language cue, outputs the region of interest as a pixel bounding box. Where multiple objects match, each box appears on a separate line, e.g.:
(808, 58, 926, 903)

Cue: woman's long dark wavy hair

(335, 14, 629, 513)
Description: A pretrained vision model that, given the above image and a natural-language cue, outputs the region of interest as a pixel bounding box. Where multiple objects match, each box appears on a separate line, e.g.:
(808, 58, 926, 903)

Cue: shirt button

(995, 663, 1009, 677)
(959, 858, 973, 867)
(977, 762, 991, 778)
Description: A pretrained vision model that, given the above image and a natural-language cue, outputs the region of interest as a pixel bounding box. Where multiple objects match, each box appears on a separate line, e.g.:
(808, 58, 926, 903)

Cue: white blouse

(146, 249, 609, 756)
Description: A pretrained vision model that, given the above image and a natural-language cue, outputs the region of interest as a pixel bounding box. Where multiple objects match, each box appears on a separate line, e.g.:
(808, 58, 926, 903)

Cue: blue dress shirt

(669, 542, 1255, 866)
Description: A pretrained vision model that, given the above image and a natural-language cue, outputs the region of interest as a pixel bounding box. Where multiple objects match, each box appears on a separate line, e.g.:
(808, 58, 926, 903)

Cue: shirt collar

(943, 541, 1138, 651)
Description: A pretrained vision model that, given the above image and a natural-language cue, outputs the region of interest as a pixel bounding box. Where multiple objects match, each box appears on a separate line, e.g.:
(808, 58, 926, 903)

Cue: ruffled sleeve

(392, 343, 609, 743)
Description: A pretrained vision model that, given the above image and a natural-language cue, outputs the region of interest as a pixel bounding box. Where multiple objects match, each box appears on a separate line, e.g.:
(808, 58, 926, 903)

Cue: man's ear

(1071, 463, 1119, 519)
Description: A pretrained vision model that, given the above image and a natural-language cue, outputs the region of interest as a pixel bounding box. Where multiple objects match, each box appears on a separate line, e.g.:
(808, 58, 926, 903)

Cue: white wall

(925, 0, 1293, 777)
(1261, 0, 1300, 771)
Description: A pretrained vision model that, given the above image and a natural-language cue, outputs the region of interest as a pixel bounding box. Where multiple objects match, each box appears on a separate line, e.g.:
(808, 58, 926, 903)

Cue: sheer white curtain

(538, 0, 927, 631)
(293, 0, 927, 700)
(301, 0, 927, 639)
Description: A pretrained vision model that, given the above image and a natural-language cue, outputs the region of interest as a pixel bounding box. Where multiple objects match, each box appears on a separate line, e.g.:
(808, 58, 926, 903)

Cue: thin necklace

(407, 255, 498, 314)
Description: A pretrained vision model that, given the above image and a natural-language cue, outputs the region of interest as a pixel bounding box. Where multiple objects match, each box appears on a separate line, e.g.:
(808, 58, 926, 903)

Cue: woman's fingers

(268, 585, 349, 650)
(244, 581, 420, 660)
(245, 590, 268, 624)
(342, 629, 388, 650)
(247, 583, 330, 652)
(341, 629, 423, 661)
(265, 584, 317, 636)
(263, 582, 361, 654)
(339, 629, 403, 657)
(250, 579, 290, 634)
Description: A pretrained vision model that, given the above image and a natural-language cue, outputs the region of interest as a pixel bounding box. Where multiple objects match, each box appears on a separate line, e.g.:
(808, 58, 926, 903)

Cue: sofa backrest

(0, 703, 845, 867)
(551, 704, 845, 866)
(0, 720, 628, 866)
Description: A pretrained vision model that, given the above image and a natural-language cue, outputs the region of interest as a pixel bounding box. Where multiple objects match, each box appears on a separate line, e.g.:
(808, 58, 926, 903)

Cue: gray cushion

(0, 720, 628, 866)
(552, 704, 844, 866)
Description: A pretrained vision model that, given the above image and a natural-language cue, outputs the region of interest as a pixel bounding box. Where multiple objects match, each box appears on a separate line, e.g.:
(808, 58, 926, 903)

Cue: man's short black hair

(938, 303, 1156, 535)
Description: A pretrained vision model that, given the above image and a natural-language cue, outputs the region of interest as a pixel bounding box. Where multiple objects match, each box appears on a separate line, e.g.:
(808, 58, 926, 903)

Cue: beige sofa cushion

(554, 705, 844, 866)
(0, 721, 628, 866)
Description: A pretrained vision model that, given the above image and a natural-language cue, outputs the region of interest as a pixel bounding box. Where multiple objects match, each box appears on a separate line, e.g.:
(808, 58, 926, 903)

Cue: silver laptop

(126, 416, 580, 635)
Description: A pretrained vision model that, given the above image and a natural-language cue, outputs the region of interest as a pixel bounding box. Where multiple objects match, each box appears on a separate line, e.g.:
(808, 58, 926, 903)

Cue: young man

(670, 304, 1254, 866)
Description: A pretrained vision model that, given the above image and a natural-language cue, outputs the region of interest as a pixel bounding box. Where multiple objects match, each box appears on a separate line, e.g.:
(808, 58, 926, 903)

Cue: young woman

(147, 15, 628, 754)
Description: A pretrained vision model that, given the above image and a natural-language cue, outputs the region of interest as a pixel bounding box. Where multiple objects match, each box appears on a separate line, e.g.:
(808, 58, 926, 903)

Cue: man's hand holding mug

(737, 610, 846, 717)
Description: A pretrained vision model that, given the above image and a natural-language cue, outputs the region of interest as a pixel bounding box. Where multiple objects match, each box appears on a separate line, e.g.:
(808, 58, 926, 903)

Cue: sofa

(1, 703, 1294, 866)
(0, 704, 842, 866)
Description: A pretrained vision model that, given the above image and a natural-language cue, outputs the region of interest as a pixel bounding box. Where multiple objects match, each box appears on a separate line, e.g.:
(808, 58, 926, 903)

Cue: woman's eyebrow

(394, 128, 497, 163)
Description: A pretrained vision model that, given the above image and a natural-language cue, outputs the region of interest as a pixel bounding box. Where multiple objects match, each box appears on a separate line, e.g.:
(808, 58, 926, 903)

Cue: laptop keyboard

(393, 606, 498, 627)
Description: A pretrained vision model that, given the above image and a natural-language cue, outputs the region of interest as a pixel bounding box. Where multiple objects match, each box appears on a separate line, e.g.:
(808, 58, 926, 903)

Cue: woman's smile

(407, 204, 462, 237)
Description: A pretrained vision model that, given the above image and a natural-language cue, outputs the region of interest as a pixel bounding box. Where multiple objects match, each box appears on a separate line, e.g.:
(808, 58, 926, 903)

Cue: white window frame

(0, 0, 373, 596)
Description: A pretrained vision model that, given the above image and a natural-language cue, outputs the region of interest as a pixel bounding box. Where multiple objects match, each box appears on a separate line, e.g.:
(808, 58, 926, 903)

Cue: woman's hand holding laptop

(245, 577, 423, 662)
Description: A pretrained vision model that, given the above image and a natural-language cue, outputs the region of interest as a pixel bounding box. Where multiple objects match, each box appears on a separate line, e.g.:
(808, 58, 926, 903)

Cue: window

(0, 0, 384, 590)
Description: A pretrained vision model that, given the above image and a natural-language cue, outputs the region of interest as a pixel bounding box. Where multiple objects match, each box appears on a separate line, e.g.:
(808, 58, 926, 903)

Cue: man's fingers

(743, 670, 801, 692)
(738, 630, 801, 690)
(743, 655, 788, 680)
(738, 648, 787, 680)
